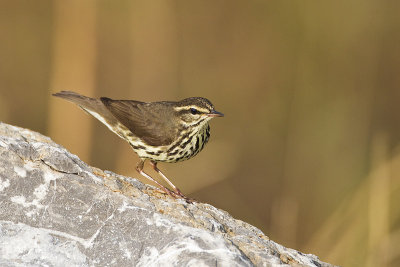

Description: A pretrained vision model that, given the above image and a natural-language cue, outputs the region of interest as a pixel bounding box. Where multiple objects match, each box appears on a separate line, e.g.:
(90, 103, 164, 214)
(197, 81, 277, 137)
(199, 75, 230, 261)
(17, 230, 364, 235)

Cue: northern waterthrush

(53, 91, 223, 201)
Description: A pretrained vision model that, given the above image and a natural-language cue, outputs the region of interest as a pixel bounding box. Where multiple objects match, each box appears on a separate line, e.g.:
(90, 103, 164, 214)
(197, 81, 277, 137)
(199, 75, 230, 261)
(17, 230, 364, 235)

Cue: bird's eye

(190, 108, 198, 115)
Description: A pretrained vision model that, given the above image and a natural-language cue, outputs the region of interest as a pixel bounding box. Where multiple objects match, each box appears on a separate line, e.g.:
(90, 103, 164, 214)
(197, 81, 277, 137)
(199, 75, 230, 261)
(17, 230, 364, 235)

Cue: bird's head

(174, 97, 224, 128)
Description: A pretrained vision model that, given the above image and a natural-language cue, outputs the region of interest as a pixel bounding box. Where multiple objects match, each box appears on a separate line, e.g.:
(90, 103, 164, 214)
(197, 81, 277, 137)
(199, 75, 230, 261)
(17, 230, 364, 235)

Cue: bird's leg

(150, 161, 187, 199)
(136, 159, 176, 198)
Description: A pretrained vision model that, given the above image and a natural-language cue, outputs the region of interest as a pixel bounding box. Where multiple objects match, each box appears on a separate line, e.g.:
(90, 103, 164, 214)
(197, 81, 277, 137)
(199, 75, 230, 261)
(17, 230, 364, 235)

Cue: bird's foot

(155, 186, 194, 203)
(171, 188, 194, 203)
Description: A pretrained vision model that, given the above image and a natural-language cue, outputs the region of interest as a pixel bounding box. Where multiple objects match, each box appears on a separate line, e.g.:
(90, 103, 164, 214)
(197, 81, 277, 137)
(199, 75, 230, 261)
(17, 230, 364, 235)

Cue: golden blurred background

(1, 1, 399, 266)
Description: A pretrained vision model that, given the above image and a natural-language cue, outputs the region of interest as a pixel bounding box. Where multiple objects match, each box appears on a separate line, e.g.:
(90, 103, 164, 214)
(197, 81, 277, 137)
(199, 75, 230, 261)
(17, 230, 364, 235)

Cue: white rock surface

(0, 122, 335, 267)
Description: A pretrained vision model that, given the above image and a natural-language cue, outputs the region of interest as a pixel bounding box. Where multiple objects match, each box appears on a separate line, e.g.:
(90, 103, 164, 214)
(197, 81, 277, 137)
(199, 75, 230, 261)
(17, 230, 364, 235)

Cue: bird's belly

(133, 144, 198, 163)
(128, 125, 210, 163)
(164, 126, 210, 163)
(129, 141, 170, 162)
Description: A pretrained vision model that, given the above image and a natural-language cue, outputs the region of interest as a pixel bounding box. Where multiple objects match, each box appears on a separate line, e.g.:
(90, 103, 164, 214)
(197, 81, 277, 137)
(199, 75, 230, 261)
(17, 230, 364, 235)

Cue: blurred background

(1, 0, 399, 266)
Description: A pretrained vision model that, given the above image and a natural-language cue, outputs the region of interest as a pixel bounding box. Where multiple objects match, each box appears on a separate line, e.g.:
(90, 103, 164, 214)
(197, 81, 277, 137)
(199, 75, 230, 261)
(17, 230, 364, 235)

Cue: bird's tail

(52, 91, 100, 110)
(52, 91, 122, 132)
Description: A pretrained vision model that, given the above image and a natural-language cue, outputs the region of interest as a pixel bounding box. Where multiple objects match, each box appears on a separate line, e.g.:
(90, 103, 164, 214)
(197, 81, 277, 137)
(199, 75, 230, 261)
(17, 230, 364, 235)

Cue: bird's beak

(207, 110, 224, 117)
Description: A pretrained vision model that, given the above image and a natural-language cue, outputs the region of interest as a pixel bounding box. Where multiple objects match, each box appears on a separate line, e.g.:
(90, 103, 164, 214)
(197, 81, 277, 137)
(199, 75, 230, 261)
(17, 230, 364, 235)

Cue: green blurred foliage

(0, 1, 399, 266)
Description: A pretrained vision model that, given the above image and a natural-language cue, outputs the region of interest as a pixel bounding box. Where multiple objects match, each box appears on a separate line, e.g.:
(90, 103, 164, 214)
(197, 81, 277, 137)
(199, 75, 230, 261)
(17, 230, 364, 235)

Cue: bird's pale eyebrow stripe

(174, 106, 210, 113)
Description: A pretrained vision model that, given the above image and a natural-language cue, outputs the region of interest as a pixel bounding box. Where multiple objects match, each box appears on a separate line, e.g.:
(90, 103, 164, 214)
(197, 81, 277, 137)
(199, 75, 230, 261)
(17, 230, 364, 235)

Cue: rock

(0, 122, 336, 267)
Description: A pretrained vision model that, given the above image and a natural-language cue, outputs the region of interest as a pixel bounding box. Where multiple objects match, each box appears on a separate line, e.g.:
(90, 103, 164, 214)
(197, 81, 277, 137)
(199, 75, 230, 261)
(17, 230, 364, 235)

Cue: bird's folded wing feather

(100, 98, 176, 146)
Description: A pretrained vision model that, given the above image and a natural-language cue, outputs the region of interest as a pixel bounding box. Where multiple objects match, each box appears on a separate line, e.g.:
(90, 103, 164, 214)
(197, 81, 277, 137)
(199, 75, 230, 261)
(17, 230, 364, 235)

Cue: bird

(52, 91, 224, 201)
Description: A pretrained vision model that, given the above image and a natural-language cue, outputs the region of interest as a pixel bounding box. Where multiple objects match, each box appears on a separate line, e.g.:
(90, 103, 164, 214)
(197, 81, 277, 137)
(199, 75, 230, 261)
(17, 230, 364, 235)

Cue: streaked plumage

(52, 91, 223, 202)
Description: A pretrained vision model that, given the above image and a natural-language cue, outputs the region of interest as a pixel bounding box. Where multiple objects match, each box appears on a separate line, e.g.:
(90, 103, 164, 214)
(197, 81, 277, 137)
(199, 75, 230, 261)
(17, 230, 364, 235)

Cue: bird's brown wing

(100, 98, 176, 146)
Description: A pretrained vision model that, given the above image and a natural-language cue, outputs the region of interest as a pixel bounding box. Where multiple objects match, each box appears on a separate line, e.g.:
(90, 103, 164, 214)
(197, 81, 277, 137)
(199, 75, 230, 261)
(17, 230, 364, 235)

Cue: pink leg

(136, 159, 176, 198)
(150, 161, 188, 200)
